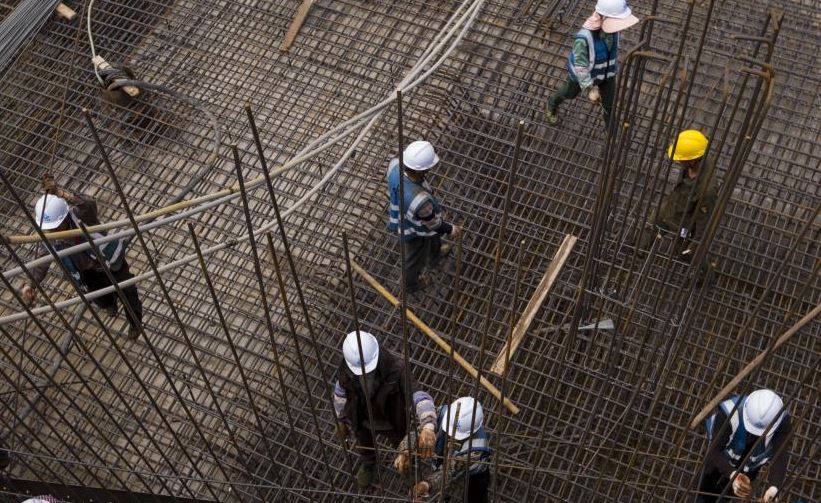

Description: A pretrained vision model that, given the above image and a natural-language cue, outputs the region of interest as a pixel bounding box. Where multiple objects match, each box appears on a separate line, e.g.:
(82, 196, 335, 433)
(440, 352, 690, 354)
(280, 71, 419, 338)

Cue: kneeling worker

(333, 330, 437, 488)
(397, 396, 492, 503)
(697, 389, 791, 502)
(20, 175, 142, 338)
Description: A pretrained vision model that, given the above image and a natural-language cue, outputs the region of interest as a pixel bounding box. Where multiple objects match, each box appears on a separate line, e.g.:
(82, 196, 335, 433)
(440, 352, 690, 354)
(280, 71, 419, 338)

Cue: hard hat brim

(404, 152, 440, 171)
(602, 14, 639, 33)
(346, 349, 379, 375)
(450, 429, 471, 440)
(39, 214, 67, 230)
(743, 410, 783, 437)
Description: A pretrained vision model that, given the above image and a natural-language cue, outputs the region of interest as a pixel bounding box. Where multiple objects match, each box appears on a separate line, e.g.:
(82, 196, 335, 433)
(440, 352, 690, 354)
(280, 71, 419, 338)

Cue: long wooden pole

(351, 260, 521, 415)
(689, 301, 820, 428)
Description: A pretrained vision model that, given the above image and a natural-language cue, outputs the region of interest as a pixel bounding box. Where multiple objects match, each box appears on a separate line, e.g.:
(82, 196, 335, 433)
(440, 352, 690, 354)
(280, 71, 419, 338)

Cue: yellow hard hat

(667, 129, 708, 161)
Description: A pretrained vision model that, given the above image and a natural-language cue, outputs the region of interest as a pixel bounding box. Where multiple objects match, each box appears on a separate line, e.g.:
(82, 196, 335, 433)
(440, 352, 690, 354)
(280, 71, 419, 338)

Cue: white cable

(0, 0, 488, 325)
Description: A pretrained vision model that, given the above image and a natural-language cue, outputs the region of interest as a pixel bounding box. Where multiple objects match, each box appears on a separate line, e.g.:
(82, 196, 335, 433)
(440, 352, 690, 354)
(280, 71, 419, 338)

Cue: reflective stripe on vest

(386, 158, 442, 240)
(567, 29, 618, 82)
(705, 395, 780, 473)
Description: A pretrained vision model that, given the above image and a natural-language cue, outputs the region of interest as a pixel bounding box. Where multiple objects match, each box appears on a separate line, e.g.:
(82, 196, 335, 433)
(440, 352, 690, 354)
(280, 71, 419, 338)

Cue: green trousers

(548, 77, 616, 129)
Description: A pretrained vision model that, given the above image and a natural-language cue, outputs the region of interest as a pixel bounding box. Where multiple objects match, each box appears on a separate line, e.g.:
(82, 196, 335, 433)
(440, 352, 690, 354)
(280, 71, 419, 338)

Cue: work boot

(406, 274, 430, 294)
(127, 324, 141, 340)
(103, 304, 118, 318)
(356, 461, 375, 489)
(545, 104, 559, 125)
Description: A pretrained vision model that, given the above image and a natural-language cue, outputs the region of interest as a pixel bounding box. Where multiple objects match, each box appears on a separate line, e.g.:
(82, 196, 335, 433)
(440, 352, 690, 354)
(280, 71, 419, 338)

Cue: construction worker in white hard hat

(387, 140, 462, 293)
(332, 330, 437, 489)
(697, 389, 791, 503)
(19, 174, 143, 339)
(638, 129, 718, 285)
(397, 396, 492, 502)
(545, 0, 639, 129)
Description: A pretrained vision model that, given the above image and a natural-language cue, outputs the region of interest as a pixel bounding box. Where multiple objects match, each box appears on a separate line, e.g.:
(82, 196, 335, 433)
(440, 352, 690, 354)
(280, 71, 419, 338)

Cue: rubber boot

(356, 461, 375, 489)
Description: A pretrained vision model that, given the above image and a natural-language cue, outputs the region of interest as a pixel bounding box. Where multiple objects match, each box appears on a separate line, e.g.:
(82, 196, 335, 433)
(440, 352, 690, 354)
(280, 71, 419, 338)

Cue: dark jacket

(336, 350, 412, 439)
(656, 167, 717, 242)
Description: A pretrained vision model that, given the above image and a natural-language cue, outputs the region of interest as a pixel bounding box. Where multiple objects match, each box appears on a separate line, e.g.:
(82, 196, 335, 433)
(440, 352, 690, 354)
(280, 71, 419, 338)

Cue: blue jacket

(567, 29, 618, 83)
(386, 158, 451, 241)
(705, 395, 786, 474)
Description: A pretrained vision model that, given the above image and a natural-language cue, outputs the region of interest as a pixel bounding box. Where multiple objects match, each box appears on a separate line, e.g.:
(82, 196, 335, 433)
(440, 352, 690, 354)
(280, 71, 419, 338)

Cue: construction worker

(387, 140, 461, 293)
(545, 0, 639, 129)
(0, 438, 9, 470)
(639, 129, 718, 284)
(333, 331, 437, 489)
(697, 389, 791, 502)
(19, 175, 142, 339)
(397, 397, 492, 503)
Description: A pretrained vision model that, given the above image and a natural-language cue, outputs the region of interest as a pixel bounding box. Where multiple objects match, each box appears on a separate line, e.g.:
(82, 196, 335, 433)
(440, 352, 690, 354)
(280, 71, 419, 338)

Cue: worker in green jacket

(545, 0, 639, 129)
(640, 129, 718, 285)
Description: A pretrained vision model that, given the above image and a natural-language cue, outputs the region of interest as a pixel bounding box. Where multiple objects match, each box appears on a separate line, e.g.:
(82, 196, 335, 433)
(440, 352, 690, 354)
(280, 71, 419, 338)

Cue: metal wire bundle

(0, 0, 60, 78)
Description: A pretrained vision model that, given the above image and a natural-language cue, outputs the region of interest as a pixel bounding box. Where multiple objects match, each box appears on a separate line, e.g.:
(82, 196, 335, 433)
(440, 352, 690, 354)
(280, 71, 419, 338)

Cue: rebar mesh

(0, 0, 818, 502)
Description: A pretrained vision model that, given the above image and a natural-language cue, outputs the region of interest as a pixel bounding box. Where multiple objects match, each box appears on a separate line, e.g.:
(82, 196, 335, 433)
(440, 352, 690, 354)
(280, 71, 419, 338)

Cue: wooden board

(280, 0, 315, 52)
(489, 234, 577, 376)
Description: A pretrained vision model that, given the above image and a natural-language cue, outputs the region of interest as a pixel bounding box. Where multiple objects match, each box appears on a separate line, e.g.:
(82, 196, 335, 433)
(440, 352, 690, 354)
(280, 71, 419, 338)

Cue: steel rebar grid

(0, 0, 818, 501)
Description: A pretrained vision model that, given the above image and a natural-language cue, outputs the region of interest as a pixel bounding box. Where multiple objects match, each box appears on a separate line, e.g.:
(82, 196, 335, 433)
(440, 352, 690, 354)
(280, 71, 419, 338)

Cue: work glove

(449, 224, 462, 239)
(20, 284, 37, 305)
(393, 450, 411, 475)
(41, 173, 57, 194)
(410, 481, 430, 501)
(334, 422, 350, 443)
(731, 472, 752, 499)
(762, 486, 778, 502)
(417, 424, 436, 459)
(588, 86, 601, 103)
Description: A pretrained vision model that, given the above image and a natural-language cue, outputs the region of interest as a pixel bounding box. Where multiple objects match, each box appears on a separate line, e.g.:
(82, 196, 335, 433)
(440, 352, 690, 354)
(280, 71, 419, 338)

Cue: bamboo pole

(350, 260, 521, 415)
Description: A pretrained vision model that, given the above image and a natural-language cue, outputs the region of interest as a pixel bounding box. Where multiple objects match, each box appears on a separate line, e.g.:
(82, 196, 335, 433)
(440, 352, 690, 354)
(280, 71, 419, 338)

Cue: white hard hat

(595, 0, 639, 33)
(445, 397, 483, 440)
(342, 331, 379, 375)
(743, 389, 785, 436)
(33, 194, 69, 230)
(22, 498, 60, 503)
(402, 140, 440, 171)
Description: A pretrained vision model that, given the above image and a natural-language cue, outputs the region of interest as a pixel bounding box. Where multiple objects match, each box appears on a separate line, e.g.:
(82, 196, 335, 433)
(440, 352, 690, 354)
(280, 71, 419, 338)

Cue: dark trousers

(695, 468, 757, 503)
(404, 235, 442, 291)
(356, 423, 405, 464)
(548, 77, 616, 129)
(80, 261, 142, 329)
(446, 469, 490, 503)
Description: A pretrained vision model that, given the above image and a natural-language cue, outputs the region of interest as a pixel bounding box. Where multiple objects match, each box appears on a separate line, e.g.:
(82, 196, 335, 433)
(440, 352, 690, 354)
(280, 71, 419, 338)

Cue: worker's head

(33, 194, 70, 231)
(594, 0, 639, 33)
(444, 397, 484, 440)
(668, 129, 708, 175)
(743, 389, 785, 437)
(402, 140, 439, 175)
(342, 330, 379, 376)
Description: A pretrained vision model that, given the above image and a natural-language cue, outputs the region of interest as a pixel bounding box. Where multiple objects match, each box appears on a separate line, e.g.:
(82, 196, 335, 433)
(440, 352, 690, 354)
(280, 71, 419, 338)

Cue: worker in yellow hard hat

(639, 129, 718, 285)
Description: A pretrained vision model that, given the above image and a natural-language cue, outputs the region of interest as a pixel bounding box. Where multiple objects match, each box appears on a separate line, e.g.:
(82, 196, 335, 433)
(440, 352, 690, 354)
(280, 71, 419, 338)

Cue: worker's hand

(417, 424, 436, 459)
(732, 472, 752, 499)
(41, 173, 57, 194)
(449, 224, 462, 239)
(410, 481, 430, 501)
(334, 422, 350, 443)
(588, 86, 601, 103)
(20, 284, 36, 305)
(393, 450, 411, 475)
(762, 486, 778, 502)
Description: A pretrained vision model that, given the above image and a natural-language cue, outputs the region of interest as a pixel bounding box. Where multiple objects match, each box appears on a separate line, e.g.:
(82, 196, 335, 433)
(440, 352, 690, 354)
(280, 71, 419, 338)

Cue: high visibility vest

(386, 158, 443, 241)
(567, 29, 618, 82)
(433, 404, 492, 476)
(705, 395, 784, 473)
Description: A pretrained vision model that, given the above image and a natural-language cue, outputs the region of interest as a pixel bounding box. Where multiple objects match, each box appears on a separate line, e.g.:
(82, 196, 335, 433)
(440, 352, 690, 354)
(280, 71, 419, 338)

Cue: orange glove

(417, 425, 436, 459)
(41, 174, 57, 193)
(410, 481, 430, 501)
(393, 450, 411, 475)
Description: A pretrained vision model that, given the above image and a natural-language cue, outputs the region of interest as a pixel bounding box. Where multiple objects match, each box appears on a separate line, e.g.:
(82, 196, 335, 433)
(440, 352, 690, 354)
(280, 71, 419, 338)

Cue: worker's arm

(766, 416, 792, 490)
(332, 380, 349, 424)
(415, 200, 453, 235)
(572, 38, 593, 89)
(413, 390, 437, 429)
(691, 183, 717, 242)
(705, 409, 736, 477)
(426, 449, 486, 496)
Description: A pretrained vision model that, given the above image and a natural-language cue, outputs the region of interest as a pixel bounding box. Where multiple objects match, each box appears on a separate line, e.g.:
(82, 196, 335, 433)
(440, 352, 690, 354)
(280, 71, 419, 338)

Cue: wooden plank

(489, 234, 577, 376)
(280, 0, 315, 52)
(55, 3, 77, 21)
(351, 260, 521, 415)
